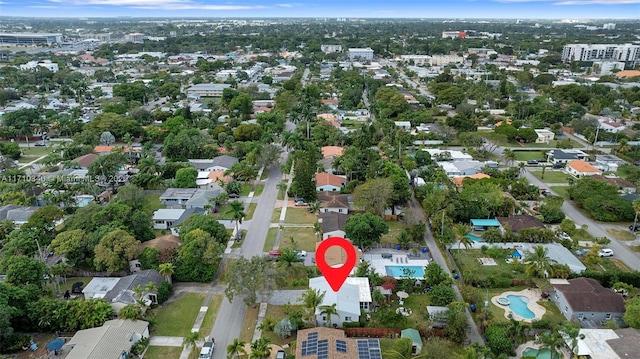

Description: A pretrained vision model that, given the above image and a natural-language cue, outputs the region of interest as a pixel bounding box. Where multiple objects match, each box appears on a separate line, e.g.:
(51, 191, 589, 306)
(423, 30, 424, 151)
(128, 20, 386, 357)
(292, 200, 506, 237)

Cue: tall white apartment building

(561, 44, 640, 66)
(348, 48, 374, 61)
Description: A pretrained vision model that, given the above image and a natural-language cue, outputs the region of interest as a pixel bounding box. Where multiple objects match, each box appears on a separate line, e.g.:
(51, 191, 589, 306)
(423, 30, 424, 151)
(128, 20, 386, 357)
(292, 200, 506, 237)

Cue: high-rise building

(561, 44, 640, 67)
(348, 48, 374, 61)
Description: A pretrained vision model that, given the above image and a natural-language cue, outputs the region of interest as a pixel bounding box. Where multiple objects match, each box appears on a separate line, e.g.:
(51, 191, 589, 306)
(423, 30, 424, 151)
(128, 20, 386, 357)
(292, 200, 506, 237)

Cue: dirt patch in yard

(606, 228, 636, 241)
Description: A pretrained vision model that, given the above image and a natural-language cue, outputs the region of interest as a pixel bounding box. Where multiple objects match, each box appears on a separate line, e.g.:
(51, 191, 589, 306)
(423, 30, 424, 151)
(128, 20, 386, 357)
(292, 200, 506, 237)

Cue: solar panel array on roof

(317, 339, 328, 359)
(301, 332, 318, 356)
(336, 340, 347, 353)
(356, 339, 382, 359)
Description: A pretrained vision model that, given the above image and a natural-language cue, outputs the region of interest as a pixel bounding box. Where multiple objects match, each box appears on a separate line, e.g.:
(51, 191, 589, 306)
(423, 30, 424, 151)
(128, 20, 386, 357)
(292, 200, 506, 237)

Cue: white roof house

(64, 319, 149, 359)
(423, 149, 473, 161)
(82, 277, 120, 299)
(309, 276, 367, 326)
(152, 208, 185, 230)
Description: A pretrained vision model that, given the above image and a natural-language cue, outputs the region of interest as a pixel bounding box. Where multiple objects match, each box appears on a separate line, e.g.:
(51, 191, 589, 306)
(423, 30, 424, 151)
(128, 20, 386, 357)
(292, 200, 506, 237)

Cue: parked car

(598, 248, 614, 257)
(268, 249, 281, 258)
(526, 160, 538, 165)
(295, 250, 307, 258)
(574, 249, 588, 257)
(199, 340, 214, 359)
(294, 198, 308, 206)
(34, 141, 46, 146)
(558, 232, 571, 240)
(228, 192, 240, 198)
(629, 224, 640, 232)
(552, 163, 565, 169)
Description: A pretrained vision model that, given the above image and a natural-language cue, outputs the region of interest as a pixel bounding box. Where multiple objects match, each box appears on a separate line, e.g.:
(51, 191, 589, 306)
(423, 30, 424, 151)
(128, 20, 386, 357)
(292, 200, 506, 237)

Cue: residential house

(511, 243, 586, 273)
(394, 121, 411, 130)
(189, 155, 238, 172)
(316, 173, 347, 192)
(452, 173, 490, 187)
(594, 154, 627, 173)
(599, 120, 626, 133)
(534, 129, 555, 144)
(318, 192, 350, 214)
(309, 276, 372, 327)
(159, 188, 198, 207)
(551, 277, 625, 327)
(196, 170, 229, 189)
(423, 149, 473, 162)
(185, 190, 219, 210)
(496, 215, 545, 233)
(547, 149, 588, 164)
(0, 205, 36, 225)
(83, 270, 164, 313)
(152, 209, 185, 230)
(566, 160, 602, 178)
(590, 175, 636, 193)
(318, 212, 350, 240)
(321, 146, 344, 159)
(295, 327, 382, 359)
(572, 328, 640, 359)
(63, 319, 149, 359)
(437, 160, 485, 177)
(72, 153, 98, 170)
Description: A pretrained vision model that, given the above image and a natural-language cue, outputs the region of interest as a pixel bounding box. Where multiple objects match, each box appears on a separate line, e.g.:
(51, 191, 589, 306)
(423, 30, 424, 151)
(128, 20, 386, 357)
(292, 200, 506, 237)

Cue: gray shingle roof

(103, 269, 164, 304)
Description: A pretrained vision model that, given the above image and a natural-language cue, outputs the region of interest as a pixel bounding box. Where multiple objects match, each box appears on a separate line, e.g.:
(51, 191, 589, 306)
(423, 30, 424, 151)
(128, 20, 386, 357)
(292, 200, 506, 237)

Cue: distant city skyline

(0, 0, 638, 19)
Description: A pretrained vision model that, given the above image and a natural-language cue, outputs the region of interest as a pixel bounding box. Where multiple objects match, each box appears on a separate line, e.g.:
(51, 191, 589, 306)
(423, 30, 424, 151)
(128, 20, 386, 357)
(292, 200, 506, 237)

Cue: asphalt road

(209, 150, 287, 359)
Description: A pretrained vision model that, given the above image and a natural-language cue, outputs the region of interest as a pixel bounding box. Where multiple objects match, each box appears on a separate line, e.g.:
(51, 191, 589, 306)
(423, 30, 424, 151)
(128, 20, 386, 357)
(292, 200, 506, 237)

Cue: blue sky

(0, 0, 638, 18)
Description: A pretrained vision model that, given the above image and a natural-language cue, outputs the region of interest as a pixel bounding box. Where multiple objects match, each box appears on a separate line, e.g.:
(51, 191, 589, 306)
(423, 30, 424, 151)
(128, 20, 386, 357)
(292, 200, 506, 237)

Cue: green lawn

(606, 228, 636, 241)
(271, 208, 282, 223)
(239, 306, 260, 343)
(456, 249, 527, 284)
(245, 203, 257, 220)
(260, 169, 270, 180)
(380, 221, 409, 245)
(529, 170, 570, 184)
(198, 294, 223, 336)
(21, 146, 53, 156)
(284, 208, 316, 224)
(210, 203, 233, 220)
(539, 300, 567, 327)
(144, 346, 183, 359)
(549, 186, 570, 198)
(253, 184, 264, 196)
(518, 139, 580, 149)
(370, 293, 433, 330)
(513, 151, 546, 161)
(54, 277, 93, 294)
(263, 227, 279, 251)
(152, 293, 205, 336)
(240, 184, 253, 196)
(144, 194, 163, 216)
(280, 227, 318, 252)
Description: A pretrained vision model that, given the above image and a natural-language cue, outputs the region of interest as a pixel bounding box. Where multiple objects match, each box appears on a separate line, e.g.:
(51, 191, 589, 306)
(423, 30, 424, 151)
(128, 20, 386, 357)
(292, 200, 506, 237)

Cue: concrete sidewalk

(148, 336, 184, 347)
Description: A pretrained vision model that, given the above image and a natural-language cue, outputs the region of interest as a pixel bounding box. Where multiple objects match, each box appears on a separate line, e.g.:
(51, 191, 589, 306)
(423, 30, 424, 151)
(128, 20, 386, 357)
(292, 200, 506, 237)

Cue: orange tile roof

(316, 172, 346, 188)
(317, 113, 337, 121)
(321, 146, 344, 158)
(452, 173, 490, 187)
(93, 145, 113, 153)
(321, 99, 339, 104)
(567, 160, 601, 173)
(253, 106, 272, 112)
(207, 169, 231, 183)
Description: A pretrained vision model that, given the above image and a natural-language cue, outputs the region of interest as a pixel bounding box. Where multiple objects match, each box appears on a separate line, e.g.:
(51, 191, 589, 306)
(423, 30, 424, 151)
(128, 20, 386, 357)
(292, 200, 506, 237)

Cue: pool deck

(512, 341, 570, 359)
(491, 288, 546, 323)
(363, 253, 430, 279)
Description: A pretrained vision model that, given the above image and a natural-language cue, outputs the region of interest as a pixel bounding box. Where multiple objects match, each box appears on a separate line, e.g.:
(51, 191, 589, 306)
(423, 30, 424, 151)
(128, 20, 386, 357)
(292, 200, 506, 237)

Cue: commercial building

(124, 33, 145, 43)
(561, 44, 640, 66)
(442, 31, 466, 39)
(348, 48, 374, 61)
(186, 83, 232, 97)
(321, 44, 343, 53)
(593, 61, 625, 75)
(19, 60, 59, 73)
(0, 32, 63, 46)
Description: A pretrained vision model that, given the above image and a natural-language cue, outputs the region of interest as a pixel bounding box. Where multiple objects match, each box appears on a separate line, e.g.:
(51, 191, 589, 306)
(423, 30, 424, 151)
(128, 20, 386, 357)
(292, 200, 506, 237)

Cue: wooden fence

(344, 328, 445, 338)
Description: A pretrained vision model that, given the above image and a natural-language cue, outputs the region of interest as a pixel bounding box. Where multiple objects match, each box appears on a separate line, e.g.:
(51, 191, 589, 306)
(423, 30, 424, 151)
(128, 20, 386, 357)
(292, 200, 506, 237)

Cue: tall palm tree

(276, 181, 288, 199)
(277, 248, 303, 270)
(524, 245, 555, 279)
(301, 288, 325, 324)
(159, 263, 174, 284)
(632, 199, 640, 232)
(502, 148, 517, 167)
(453, 223, 473, 252)
(226, 338, 247, 359)
(183, 331, 201, 355)
(137, 156, 162, 176)
(617, 138, 630, 154)
(226, 200, 246, 234)
(535, 330, 565, 359)
(319, 303, 339, 327)
(560, 323, 585, 359)
(249, 337, 271, 359)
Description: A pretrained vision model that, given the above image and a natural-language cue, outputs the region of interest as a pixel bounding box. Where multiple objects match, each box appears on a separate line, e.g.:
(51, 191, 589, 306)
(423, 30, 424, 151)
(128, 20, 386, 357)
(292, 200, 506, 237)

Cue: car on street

(268, 249, 281, 259)
(526, 160, 538, 165)
(552, 163, 565, 169)
(598, 248, 614, 257)
(574, 249, 588, 257)
(228, 193, 240, 198)
(629, 224, 640, 232)
(35, 141, 46, 146)
(295, 250, 307, 258)
(199, 340, 214, 359)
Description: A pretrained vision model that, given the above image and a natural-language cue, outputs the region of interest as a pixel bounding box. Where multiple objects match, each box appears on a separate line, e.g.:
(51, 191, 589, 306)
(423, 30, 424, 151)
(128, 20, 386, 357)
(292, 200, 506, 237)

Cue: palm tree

(560, 323, 585, 359)
(631, 199, 640, 233)
(159, 263, 174, 284)
(319, 303, 339, 327)
(301, 288, 325, 324)
(308, 200, 320, 214)
(518, 161, 526, 175)
(226, 200, 246, 234)
(524, 245, 555, 278)
(535, 330, 565, 359)
(137, 156, 162, 176)
(453, 223, 473, 252)
(397, 230, 411, 250)
(249, 337, 271, 359)
(226, 338, 247, 359)
(277, 248, 303, 270)
(502, 148, 517, 167)
(276, 181, 288, 199)
(183, 331, 201, 356)
(617, 138, 630, 154)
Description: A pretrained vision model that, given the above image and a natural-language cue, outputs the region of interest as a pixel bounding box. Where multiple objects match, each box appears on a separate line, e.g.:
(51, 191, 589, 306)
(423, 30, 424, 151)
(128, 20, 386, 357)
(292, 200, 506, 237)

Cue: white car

(598, 248, 614, 257)
(295, 250, 307, 258)
(559, 232, 571, 240)
(199, 341, 214, 359)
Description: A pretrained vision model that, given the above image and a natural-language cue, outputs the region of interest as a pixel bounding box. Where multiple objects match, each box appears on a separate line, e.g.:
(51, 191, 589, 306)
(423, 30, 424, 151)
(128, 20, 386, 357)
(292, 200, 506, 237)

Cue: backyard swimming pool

(385, 265, 425, 278)
(465, 234, 484, 242)
(507, 295, 535, 319)
(522, 347, 558, 359)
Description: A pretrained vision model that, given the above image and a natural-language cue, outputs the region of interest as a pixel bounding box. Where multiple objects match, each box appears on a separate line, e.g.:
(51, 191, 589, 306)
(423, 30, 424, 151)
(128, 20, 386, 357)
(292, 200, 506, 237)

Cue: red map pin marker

(315, 236, 357, 292)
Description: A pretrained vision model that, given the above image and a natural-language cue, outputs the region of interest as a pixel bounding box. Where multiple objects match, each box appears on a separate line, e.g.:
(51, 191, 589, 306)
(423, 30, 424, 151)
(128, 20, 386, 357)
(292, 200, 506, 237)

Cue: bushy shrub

(0, 333, 31, 353)
(157, 281, 172, 304)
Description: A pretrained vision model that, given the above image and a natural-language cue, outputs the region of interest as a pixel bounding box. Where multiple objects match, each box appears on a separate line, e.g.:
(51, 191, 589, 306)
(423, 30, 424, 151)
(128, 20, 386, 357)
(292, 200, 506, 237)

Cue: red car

(268, 249, 281, 257)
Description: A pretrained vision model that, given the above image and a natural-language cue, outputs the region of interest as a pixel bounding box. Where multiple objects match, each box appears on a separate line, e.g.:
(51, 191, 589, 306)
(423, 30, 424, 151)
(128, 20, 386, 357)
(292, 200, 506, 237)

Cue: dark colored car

(526, 160, 538, 165)
(629, 224, 640, 232)
(228, 193, 240, 198)
(552, 163, 565, 169)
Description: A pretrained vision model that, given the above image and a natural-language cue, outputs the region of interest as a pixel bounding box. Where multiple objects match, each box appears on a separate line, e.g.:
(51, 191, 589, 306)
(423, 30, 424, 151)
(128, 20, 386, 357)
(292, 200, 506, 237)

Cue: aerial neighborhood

(1, 11, 640, 359)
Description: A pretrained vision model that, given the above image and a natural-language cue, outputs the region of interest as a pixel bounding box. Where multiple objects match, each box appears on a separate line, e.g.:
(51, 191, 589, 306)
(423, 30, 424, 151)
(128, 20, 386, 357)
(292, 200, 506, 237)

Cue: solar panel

(336, 340, 347, 353)
(355, 339, 382, 359)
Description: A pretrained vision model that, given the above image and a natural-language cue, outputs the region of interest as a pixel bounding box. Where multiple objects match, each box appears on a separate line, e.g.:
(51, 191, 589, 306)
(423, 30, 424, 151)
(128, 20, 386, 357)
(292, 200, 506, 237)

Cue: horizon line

(0, 15, 637, 20)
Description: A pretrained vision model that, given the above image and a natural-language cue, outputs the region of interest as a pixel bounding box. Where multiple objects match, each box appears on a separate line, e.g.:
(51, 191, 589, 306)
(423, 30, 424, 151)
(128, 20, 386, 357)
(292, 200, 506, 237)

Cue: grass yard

(198, 294, 223, 336)
(210, 203, 234, 220)
(549, 186, 570, 199)
(608, 258, 632, 272)
(21, 146, 53, 156)
(144, 346, 183, 359)
(513, 151, 546, 161)
(629, 245, 640, 252)
(539, 300, 567, 327)
(284, 208, 316, 224)
(240, 184, 253, 196)
(529, 170, 570, 184)
(144, 194, 163, 216)
(606, 228, 636, 241)
(263, 228, 279, 252)
(245, 203, 257, 220)
(380, 220, 408, 245)
(55, 276, 93, 294)
(152, 293, 205, 336)
(261, 304, 305, 346)
(457, 249, 527, 284)
(280, 227, 317, 252)
(254, 184, 264, 196)
(239, 306, 260, 343)
(260, 169, 270, 180)
(271, 208, 282, 223)
(518, 139, 580, 149)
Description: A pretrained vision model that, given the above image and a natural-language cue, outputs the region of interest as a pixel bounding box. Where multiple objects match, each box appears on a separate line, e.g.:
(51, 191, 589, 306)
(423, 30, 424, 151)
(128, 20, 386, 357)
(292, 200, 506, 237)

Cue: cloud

(48, 0, 267, 10)
(29, 5, 59, 8)
(495, 0, 640, 3)
(276, 3, 294, 7)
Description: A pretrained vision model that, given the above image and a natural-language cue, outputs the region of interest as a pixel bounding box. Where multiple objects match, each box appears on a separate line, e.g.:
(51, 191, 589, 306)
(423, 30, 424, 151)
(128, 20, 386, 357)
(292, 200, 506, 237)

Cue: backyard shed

(470, 219, 501, 231)
(401, 328, 422, 354)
